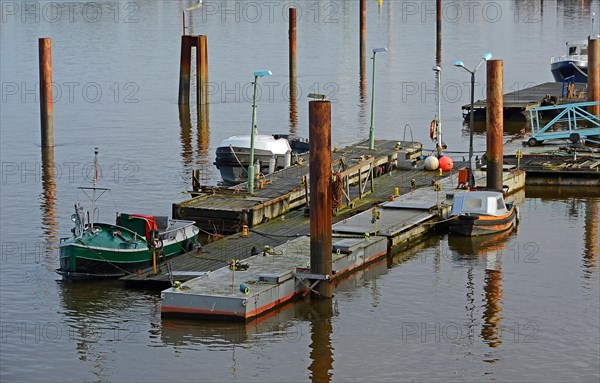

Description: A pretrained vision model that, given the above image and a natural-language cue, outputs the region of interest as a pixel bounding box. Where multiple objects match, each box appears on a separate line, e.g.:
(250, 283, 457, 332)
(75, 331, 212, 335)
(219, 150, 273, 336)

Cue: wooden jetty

(159, 169, 525, 321)
(161, 235, 388, 321)
(501, 137, 600, 187)
(172, 139, 422, 234)
(123, 140, 454, 287)
(462, 82, 588, 120)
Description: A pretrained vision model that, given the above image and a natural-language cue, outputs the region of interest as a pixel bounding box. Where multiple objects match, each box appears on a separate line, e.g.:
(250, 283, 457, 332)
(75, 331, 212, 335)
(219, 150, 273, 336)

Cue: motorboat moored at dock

(57, 149, 200, 280)
(448, 191, 519, 236)
(214, 134, 309, 185)
(550, 40, 589, 83)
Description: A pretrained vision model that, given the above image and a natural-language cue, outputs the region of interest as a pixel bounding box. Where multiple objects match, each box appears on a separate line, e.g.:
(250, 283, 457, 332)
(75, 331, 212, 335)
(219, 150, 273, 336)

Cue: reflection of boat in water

(214, 133, 309, 185)
(161, 299, 308, 347)
(57, 149, 200, 280)
(448, 191, 519, 236)
(57, 279, 152, 369)
(448, 226, 515, 257)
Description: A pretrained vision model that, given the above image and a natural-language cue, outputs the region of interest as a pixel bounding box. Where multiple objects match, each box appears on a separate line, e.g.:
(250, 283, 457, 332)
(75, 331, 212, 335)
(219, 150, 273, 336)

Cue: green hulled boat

(57, 149, 200, 280)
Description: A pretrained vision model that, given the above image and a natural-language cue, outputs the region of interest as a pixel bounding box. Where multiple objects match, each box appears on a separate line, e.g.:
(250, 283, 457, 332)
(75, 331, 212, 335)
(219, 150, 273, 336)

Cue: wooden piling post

(360, 0, 366, 61)
(39, 38, 53, 148)
(192, 169, 200, 192)
(436, 0, 442, 67)
(309, 100, 332, 298)
(289, 8, 296, 81)
(178, 36, 193, 105)
(199, 35, 208, 105)
(588, 36, 599, 117)
(288, 8, 298, 133)
(486, 60, 504, 191)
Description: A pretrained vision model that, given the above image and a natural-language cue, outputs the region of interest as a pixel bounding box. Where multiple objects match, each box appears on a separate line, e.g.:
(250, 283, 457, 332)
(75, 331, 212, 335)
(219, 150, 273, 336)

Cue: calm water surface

(1, 1, 599, 382)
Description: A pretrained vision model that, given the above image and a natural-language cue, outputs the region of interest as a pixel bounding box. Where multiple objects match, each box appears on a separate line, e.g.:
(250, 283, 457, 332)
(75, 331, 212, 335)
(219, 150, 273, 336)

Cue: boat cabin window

(496, 196, 506, 210)
(569, 46, 577, 55)
(465, 199, 482, 209)
(580, 47, 587, 55)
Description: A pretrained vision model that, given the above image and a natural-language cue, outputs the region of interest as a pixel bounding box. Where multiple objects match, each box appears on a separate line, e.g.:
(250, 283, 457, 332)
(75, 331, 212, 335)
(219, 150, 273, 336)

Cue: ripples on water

(1, 0, 599, 382)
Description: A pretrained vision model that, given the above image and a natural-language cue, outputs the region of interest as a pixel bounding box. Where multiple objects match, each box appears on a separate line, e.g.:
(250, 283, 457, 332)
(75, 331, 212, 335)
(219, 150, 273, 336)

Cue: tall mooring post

(486, 59, 504, 191)
(359, 0, 367, 110)
(588, 36, 599, 117)
(309, 100, 333, 298)
(436, 0, 442, 67)
(289, 8, 296, 82)
(39, 37, 53, 148)
(198, 35, 209, 106)
(288, 8, 298, 133)
(359, 0, 366, 62)
(178, 35, 208, 106)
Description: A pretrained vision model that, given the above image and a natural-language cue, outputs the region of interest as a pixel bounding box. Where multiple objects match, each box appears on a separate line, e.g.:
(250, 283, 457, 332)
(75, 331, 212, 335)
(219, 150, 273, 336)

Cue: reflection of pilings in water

(308, 299, 334, 383)
(481, 267, 503, 348)
(583, 199, 599, 277)
(359, 54, 367, 119)
(41, 147, 58, 269)
(466, 266, 476, 343)
(178, 104, 194, 172)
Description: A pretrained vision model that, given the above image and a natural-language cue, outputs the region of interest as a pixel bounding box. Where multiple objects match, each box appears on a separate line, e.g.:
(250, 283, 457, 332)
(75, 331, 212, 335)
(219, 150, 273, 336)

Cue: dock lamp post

(454, 53, 492, 188)
(369, 47, 388, 150)
(248, 70, 272, 194)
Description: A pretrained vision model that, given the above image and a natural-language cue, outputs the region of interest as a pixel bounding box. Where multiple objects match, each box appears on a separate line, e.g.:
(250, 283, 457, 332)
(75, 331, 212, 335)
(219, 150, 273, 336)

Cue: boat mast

(91, 147, 98, 231)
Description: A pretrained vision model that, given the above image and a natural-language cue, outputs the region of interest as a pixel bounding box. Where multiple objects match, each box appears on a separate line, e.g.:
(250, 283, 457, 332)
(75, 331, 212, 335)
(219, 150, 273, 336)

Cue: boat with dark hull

(57, 149, 200, 280)
(550, 40, 588, 83)
(448, 191, 519, 237)
(214, 134, 308, 185)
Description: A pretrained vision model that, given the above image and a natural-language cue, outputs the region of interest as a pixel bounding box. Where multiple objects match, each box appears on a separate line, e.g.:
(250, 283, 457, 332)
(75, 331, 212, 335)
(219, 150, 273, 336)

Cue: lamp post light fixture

(307, 93, 327, 101)
(369, 47, 388, 150)
(454, 53, 492, 188)
(247, 70, 273, 194)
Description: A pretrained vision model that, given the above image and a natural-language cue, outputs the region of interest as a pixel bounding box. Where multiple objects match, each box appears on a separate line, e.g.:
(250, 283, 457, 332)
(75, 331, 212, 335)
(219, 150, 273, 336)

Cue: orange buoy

(439, 156, 454, 171)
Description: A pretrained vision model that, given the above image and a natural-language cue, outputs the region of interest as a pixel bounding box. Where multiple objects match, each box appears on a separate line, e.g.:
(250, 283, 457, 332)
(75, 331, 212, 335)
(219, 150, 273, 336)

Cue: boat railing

(550, 54, 587, 63)
(159, 220, 196, 237)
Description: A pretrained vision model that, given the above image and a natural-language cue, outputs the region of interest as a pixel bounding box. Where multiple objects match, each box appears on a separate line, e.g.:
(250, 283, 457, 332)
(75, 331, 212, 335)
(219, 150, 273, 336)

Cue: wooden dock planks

(172, 139, 422, 234)
(123, 141, 467, 286)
